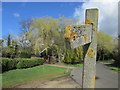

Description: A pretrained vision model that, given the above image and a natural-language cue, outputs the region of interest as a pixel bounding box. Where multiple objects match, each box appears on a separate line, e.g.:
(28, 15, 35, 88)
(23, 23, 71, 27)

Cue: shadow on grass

(104, 63, 119, 68)
(104, 63, 120, 72)
(104, 63, 114, 67)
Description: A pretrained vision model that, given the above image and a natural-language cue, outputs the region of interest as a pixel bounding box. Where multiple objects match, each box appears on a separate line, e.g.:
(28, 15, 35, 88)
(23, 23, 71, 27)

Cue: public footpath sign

(65, 8, 99, 88)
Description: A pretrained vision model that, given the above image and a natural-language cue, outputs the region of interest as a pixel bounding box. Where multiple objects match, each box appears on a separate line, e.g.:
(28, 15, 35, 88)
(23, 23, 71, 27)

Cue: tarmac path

(70, 63, 118, 88)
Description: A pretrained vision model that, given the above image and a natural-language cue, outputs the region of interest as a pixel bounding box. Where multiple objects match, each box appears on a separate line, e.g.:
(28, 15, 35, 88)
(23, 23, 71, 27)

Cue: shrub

(18, 51, 32, 58)
(64, 47, 83, 64)
(16, 58, 44, 69)
(2, 58, 17, 72)
(2, 58, 44, 72)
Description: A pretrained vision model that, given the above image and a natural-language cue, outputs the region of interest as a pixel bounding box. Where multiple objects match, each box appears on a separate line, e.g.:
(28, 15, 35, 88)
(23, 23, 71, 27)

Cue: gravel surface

(13, 76, 81, 88)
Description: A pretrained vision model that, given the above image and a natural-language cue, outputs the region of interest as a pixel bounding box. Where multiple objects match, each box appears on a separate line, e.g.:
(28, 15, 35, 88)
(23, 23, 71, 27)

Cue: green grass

(97, 59, 120, 72)
(0, 74, 2, 89)
(65, 63, 83, 67)
(108, 66, 120, 72)
(97, 59, 114, 63)
(2, 65, 69, 88)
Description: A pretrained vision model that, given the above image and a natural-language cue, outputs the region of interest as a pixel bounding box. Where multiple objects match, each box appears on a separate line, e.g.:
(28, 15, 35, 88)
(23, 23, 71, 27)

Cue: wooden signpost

(65, 8, 98, 88)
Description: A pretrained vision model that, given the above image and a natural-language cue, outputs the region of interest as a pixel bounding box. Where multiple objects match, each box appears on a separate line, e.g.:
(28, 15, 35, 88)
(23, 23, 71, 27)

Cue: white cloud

(73, 0, 118, 37)
(13, 13, 20, 17)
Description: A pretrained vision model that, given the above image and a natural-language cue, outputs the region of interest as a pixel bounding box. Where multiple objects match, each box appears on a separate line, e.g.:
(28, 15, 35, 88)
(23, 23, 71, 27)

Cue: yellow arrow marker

(86, 48, 96, 58)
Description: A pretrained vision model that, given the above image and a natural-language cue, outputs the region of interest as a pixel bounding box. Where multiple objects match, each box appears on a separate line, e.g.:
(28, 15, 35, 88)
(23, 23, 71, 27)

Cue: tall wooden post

(82, 9, 98, 88)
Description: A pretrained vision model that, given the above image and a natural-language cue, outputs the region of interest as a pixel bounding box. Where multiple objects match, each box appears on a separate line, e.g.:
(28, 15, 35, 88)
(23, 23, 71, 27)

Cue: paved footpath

(70, 63, 118, 88)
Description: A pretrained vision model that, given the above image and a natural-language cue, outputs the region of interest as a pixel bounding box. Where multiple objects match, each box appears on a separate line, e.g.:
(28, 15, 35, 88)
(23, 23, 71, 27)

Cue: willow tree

(26, 17, 78, 55)
(19, 16, 83, 63)
(27, 17, 59, 55)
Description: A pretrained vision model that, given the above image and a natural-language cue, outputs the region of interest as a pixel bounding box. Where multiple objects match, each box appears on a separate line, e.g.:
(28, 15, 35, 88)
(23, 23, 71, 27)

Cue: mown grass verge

(97, 59, 115, 63)
(97, 59, 120, 72)
(108, 66, 120, 73)
(2, 65, 69, 88)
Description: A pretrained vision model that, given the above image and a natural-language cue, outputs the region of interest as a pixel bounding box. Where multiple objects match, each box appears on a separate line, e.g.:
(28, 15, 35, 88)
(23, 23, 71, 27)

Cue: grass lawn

(0, 74, 2, 89)
(2, 65, 69, 88)
(97, 59, 120, 72)
(97, 59, 115, 63)
(108, 66, 120, 72)
(65, 63, 83, 67)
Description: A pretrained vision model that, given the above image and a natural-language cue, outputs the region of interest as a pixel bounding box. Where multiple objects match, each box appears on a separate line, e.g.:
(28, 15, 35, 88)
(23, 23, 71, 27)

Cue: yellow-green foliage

(64, 46, 83, 64)
(23, 17, 78, 56)
(97, 31, 115, 60)
(19, 16, 83, 63)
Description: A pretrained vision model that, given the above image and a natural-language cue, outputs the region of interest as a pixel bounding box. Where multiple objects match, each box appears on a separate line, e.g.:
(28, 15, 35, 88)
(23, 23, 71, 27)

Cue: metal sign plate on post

(64, 8, 98, 88)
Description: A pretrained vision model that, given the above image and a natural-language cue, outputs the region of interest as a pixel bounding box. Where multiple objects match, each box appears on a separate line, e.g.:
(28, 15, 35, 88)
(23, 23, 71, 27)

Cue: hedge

(2, 58, 17, 72)
(17, 58, 44, 69)
(2, 58, 44, 72)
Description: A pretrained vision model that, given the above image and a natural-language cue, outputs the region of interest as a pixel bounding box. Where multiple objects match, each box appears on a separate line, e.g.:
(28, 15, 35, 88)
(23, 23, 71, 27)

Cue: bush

(18, 51, 32, 58)
(16, 58, 44, 69)
(64, 47, 83, 64)
(2, 58, 44, 72)
(2, 58, 17, 72)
